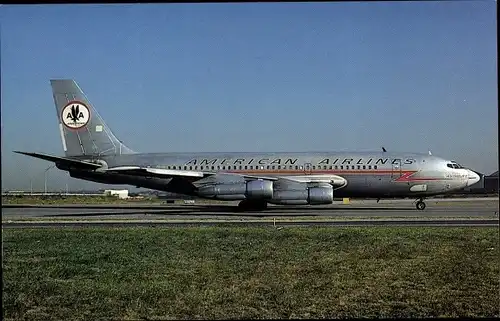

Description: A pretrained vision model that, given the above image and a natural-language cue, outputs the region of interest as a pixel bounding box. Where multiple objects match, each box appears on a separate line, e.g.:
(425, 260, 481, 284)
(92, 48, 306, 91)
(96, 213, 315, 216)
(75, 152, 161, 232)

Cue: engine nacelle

(197, 180, 274, 200)
(269, 185, 334, 205)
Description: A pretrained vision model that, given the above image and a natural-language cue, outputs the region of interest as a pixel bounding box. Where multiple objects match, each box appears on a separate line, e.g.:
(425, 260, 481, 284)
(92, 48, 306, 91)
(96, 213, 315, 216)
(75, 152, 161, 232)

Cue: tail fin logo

(61, 101, 90, 130)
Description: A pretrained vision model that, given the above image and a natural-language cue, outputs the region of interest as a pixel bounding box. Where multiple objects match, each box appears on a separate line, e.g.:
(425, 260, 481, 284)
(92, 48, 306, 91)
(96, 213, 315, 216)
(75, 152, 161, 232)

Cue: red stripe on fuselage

(213, 169, 448, 182)
(220, 169, 410, 175)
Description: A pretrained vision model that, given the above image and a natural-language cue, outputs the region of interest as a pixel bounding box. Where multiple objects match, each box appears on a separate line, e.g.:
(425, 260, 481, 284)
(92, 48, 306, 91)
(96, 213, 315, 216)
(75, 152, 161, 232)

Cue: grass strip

(2, 227, 499, 319)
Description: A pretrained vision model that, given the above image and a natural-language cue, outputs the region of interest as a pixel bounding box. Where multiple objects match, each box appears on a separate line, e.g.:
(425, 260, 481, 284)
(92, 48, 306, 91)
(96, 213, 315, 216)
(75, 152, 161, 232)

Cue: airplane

(14, 79, 480, 211)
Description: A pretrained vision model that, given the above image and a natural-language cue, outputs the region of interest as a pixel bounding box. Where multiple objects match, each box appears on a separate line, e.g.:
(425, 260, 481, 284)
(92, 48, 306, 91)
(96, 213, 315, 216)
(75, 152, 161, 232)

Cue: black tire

(416, 201, 426, 210)
(238, 199, 268, 211)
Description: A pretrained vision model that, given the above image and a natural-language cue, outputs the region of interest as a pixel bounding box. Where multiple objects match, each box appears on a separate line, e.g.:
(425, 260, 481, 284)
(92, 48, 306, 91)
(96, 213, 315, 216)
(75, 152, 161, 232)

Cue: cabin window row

(161, 165, 378, 171)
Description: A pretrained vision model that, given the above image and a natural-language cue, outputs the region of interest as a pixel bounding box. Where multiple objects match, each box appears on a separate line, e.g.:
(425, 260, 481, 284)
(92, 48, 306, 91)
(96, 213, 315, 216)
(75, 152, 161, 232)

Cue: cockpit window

(448, 162, 464, 169)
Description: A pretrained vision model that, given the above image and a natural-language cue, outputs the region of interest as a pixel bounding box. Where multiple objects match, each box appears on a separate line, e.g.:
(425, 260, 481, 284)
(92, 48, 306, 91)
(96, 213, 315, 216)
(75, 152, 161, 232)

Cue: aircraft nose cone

(467, 170, 480, 186)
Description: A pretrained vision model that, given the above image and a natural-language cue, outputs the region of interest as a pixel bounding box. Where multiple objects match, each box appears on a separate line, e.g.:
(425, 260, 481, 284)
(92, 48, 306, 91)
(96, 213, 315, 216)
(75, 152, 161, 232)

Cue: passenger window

(200, 166, 203, 170)
(277, 165, 281, 169)
(217, 166, 220, 170)
(267, 166, 270, 169)
(244, 166, 247, 170)
(239, 166, 242, 170)
(222, 166, 225, 170)
(374, 165, 377, 169)
(357, 165, 361, 169)
(368, 165, 371, 169)
(352, 166, 355, 169)
(362, 165, 366, 169)
(227, 166, 231, 170)
(447, 164, 453, 168)
(340, 166, 343, 170)
(312, 166, 316, 170)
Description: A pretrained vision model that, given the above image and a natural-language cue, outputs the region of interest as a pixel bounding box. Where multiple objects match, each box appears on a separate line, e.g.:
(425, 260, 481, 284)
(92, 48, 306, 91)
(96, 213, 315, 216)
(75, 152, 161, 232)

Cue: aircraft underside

(68, 169, 435, 211)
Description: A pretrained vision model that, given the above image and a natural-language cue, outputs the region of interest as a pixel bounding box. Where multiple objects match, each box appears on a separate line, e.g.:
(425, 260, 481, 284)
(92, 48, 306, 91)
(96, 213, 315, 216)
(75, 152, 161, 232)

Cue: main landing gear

(415, 198, 426, 210)
(238, 199, 268, 211)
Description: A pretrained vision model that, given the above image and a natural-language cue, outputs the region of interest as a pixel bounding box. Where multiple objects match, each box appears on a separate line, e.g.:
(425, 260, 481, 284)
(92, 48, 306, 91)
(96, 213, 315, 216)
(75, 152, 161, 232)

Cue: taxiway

(2, 198, 498, 228)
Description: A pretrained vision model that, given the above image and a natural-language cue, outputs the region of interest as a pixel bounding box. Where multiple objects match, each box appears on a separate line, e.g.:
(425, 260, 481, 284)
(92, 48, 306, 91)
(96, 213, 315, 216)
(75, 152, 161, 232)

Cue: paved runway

(3, 219, 497, 229)
(2, 198, 498, 228)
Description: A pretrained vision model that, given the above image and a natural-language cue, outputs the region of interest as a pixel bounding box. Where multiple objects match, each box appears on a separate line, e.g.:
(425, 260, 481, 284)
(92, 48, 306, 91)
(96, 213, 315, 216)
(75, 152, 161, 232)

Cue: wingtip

(13, 151, 36, 157)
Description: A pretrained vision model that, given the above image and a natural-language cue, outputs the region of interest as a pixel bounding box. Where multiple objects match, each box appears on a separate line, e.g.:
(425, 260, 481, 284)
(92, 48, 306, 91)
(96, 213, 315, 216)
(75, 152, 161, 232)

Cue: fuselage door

(304, 163, 312, 175)
(391, 159, 402, 180)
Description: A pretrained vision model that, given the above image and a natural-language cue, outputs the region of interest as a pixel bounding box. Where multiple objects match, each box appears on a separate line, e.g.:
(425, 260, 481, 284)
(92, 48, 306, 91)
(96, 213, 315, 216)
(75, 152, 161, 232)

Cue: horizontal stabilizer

(14, 151, 102, 170)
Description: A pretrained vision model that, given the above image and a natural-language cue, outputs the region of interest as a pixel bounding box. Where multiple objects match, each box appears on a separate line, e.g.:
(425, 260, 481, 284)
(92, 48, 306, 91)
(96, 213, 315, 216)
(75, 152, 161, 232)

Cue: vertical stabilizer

(50, 79, 135, 157)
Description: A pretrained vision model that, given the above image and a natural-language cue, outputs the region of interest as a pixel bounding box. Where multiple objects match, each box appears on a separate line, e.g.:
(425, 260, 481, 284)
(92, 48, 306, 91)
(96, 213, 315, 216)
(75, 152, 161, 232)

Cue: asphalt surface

(3, 219, 497, 229)
(2, 198, 498, 228)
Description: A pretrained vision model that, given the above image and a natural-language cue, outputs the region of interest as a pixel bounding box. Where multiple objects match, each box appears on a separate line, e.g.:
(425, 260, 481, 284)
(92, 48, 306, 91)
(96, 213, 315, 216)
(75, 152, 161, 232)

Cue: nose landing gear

(415, 198, 426, 210)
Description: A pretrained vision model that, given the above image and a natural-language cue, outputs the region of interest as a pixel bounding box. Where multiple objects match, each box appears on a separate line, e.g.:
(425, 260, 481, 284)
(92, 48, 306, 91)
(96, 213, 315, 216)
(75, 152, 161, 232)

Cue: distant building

(104, 189, 129, 199)
(484, 171, 498, 193)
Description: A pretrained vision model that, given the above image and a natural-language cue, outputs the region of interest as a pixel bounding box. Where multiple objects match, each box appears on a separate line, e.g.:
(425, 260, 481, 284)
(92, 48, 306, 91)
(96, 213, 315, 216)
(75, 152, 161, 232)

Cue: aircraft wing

(104, 166, 346, 187)
(104, 166, 209, 178)
(280, 175, 347, 186)
(104, 166, 279, 181)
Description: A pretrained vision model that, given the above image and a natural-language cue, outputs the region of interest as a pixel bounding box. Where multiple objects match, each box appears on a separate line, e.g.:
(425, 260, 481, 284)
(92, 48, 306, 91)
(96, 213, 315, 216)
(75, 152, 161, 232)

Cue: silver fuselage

(18, 79, 482, 207)
(67, 151, 479, 199)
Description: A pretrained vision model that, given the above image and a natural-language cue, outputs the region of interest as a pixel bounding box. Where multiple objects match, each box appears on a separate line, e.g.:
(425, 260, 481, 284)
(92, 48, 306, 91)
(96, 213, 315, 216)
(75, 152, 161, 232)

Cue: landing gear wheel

(238, 199, 268, 211)
(416, 201, 426, 210)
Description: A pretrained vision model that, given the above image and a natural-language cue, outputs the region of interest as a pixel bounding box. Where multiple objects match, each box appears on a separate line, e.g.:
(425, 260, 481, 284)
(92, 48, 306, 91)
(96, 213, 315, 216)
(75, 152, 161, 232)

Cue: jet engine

(269, 184, 334, 205)
(197, 180, 274, 200)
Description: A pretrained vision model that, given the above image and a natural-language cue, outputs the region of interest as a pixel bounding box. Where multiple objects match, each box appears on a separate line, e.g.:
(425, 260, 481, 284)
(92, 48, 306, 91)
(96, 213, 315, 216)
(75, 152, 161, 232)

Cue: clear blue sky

(1, 2, 497, 191)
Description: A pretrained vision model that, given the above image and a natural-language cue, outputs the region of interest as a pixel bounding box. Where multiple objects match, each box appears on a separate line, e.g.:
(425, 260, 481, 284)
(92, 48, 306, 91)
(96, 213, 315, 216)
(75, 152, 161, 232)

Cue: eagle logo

(68, 104, 83, 123)
(61, 101, 90, 129)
